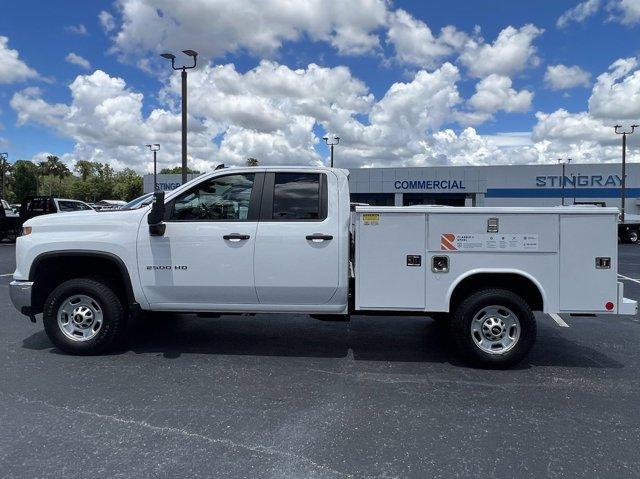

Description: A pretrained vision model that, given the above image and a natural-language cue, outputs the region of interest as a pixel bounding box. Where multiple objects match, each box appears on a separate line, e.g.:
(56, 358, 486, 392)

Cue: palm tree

(246, 157, 259, 167)
(43, 156, 69, 195)
(37, 161, 50, 195)
(74, 160, 95, 181)
(46, 155, 61, 173)
(54, 163, 71, 194)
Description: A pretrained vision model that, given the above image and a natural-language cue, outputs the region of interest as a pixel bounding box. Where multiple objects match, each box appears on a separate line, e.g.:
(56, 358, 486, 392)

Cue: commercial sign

(155, 182, 183, 191)
(535, 174, 621, 188)
(394, 180, 465, 190)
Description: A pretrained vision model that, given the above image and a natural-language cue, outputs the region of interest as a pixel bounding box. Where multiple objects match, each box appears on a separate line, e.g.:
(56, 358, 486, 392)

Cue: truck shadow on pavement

(21, 313, 623, 370)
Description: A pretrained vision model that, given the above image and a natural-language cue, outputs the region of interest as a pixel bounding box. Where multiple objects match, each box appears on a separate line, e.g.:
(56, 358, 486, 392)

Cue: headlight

(21, 226, 32, 236)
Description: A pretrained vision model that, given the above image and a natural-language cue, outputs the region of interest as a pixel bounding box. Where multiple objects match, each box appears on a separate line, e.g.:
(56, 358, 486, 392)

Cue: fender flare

(29, 250, 137, 309)
(445, 268, 547, 311)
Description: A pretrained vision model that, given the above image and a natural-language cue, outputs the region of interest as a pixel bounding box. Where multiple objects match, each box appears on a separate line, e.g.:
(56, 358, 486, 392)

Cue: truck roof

(165, 166, 349, 199)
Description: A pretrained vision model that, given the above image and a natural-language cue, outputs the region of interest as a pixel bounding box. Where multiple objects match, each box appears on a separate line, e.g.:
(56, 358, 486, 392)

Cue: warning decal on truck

(441, 233, 539, 251)
(362, 213, 380, 225)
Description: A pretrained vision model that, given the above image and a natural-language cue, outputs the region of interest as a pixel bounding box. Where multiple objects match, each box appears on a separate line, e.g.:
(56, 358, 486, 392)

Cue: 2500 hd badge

(146, 265, 188, 270)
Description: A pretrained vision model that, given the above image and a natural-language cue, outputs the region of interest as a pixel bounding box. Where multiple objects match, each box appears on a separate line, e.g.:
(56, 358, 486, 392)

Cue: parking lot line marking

(618, 273, 640, 285)
(549, 313, 570, 328)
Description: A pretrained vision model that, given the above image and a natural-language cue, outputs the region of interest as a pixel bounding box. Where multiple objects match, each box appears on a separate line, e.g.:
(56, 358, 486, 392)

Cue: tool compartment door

(355, 212, 426, 310)
(559, 213, 618, 311)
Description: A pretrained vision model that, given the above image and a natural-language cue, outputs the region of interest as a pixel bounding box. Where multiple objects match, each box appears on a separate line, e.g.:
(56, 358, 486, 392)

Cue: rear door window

(271, 173, 325, 220)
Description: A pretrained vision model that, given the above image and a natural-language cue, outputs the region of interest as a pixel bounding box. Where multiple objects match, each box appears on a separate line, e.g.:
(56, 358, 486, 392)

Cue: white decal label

(441, 233, 538, 251)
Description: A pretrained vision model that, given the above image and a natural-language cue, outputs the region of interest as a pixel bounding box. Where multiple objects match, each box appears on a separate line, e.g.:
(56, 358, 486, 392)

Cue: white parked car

(9, 167, 637, 368)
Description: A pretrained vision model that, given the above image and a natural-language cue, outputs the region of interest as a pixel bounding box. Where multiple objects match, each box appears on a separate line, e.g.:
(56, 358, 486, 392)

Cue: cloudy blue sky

(1, 0, 640, 173)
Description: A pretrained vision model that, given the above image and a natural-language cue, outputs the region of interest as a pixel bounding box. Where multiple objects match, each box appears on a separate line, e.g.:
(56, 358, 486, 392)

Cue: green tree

(74, 160, 96, 181)
(113, 168, 143, 201)
(36, 156, 71, 196)
(246, 158, 259, 167)
(159, 166, 201, 174)
(78, 162, 115, 201)
(10, 160, 39, 204)
(55, 163, 70, 192)
(45, 155, 61, 175)
(37, 161, 50, 194)
(69, 179, 95, 202)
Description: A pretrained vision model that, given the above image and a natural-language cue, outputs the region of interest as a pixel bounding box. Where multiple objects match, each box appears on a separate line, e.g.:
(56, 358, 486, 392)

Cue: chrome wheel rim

(57, 294, 104, 342)
(470, 305, 520, 355)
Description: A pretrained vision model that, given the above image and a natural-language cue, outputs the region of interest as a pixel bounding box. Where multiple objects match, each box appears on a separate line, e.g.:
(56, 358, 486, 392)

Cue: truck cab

(137, 167, 350, 312)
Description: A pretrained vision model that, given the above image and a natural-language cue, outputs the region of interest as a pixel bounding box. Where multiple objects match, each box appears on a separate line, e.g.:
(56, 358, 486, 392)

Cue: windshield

(120, 193, 154, 210)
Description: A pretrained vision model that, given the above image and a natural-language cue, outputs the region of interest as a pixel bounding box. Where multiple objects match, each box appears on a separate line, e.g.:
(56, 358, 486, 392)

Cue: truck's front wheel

(43, 278, 126, 355)
(451, 289, 536, 369)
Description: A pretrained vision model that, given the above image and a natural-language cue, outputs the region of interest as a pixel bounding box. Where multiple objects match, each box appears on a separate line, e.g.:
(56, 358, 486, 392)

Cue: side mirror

(148, 191, 166, 236)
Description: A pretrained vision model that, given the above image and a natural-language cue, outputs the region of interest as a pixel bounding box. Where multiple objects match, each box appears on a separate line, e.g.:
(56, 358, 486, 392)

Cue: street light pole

(323, 136, 340, 167)
(146, 144, 160, 191)
(615, 124, 639, 223)
(0, 153, 7, 200)
(161, 50, 198, 185)
(558, 158, 571, 206)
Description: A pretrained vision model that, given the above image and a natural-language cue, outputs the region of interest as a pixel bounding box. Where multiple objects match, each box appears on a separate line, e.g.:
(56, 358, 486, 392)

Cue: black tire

(43, 277, 126, 355)
(450, 288, 536, 369)
(627, 230, 639, 244)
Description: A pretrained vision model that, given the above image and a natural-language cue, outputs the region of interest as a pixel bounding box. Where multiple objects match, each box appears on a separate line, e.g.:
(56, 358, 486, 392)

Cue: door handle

(223, 233, 250, 241)
(306, 233, 333, 242)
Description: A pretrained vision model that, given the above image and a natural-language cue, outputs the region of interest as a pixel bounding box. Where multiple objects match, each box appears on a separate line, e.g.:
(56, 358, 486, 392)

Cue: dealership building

(144, 162, 640, 215)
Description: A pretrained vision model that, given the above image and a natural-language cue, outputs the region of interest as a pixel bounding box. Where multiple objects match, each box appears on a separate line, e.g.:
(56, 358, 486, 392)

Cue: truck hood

(24, 208, 146, 228)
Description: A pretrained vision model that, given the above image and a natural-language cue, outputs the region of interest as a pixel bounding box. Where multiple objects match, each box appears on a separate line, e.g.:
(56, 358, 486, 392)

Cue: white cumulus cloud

(461, 74, 532, 124)
(10, 71, 218, 172)
(0, 36, 38, 84)
(459, 25, 544, 78)
(588, 57, 640, 119)
(528, 56, 640, 162)
(65, 24, 89, 35)
(557, 0, 601, 28)
(608, 0, 640, 25)
(99, 10, 116, 32)
(65, 53, 91, 70)
(11, 52, 640, 172)
(107, 0, 388, 61)
(544, 64, 591, 90)
(386, 9, 468, 69)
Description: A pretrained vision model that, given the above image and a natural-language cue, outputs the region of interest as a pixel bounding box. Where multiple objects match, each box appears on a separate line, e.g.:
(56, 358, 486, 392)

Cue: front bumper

(9, 280, 34, 318)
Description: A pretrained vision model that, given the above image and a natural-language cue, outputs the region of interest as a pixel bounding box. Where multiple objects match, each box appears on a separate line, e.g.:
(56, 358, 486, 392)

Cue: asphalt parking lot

(1, 243, 640, 478)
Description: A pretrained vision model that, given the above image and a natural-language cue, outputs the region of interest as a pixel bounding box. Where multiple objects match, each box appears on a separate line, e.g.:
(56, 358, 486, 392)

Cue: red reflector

(605, 301, 614, 311)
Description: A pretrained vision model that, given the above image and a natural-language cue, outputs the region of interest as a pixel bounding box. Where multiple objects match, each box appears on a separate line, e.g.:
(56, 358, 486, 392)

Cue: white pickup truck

(9, 166, 637, 368)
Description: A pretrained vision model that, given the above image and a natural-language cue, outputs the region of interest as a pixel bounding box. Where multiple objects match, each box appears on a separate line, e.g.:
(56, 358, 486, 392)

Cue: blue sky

(1, 0, 640, 172)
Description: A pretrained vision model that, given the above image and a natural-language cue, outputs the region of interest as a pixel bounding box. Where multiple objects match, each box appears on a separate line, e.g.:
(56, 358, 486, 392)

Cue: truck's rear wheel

(43, 278, 125, 355)
(450, 289, 536, 369)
